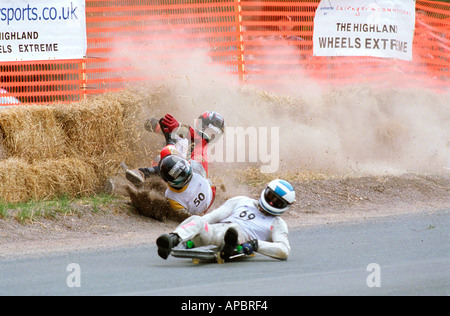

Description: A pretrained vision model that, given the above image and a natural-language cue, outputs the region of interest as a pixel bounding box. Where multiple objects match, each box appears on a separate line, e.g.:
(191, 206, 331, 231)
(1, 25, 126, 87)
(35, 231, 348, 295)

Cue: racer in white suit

(160, 154, 215, 216)
(156, 179, 295, 261)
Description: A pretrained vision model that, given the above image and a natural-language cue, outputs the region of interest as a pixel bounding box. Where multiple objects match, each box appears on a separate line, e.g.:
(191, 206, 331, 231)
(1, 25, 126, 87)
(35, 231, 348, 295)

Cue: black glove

(241, 239, 258, 255)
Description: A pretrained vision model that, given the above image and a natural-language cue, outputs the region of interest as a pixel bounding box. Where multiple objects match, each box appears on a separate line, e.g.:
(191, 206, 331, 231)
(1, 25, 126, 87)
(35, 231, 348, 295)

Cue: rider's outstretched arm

(257, 217, 291, 260)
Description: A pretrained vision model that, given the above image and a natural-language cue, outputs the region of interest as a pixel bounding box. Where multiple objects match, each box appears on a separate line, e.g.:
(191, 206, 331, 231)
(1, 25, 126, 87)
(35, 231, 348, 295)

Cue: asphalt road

(1, 210, 448, 297)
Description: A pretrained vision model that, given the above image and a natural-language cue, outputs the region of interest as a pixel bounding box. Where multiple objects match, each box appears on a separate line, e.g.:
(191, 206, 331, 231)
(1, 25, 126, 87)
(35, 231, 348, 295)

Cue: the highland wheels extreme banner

(0, 0, 87, 61)
(313, 0, 416, 61)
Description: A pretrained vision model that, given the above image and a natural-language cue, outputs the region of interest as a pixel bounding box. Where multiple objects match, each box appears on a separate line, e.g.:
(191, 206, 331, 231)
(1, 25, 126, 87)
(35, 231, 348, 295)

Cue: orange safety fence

(0, 0, 449, 105)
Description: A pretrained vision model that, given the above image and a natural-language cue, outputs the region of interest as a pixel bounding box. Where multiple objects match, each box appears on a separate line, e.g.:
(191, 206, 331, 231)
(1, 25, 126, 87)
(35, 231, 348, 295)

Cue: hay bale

(25, 158, 98, 200)
(0, 105, 68, 162)
(54, 98, 125, 157)
(0, 157, 97, 203)
(0, 158, 31, 202)
(0, 129, 8, 160)
(0, 89, 151, 203)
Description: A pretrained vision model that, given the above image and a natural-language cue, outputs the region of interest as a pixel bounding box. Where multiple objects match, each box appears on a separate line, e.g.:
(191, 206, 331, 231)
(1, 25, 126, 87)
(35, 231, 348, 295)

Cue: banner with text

(313, 0, 416, 61)
(0, 0, 87, 61)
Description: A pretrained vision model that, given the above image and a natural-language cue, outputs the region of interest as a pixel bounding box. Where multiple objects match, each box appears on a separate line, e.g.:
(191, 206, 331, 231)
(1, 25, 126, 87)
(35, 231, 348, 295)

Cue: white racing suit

(165, 171, 215, 216)
(173, 196, 291, 260)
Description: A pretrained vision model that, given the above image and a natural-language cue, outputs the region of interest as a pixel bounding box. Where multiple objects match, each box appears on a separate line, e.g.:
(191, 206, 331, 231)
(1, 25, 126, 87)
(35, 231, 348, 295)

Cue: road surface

(1, 210, 448, 297)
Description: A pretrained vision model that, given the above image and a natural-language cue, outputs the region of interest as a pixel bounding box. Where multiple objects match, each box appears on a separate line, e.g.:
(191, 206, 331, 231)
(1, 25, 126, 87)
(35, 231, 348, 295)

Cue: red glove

(160, 114, 180, 134)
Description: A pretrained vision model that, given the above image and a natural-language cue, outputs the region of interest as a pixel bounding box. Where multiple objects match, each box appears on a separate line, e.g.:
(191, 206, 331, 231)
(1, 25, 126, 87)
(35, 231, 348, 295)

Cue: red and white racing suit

(173, 196, 291, 260)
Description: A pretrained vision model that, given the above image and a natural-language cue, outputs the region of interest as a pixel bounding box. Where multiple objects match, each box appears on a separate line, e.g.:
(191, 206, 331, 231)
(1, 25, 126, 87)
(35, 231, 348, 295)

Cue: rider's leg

(174, 216, 244, 248)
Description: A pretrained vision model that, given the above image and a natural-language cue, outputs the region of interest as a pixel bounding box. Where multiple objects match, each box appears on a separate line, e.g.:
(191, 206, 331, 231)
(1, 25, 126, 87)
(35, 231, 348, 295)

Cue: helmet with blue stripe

(259, 179, 295, 216)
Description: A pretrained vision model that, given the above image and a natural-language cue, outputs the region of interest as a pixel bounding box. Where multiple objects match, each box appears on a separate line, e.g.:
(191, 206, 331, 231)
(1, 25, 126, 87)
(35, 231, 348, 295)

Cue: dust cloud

(111, 34, 450, 179)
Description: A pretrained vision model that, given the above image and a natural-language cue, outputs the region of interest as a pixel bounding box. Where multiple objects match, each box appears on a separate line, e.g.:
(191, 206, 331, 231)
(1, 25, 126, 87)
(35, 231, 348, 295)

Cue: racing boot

(156, 233, 180, 260)
(220, 228, 239, 261)
(125, 169, 145, 186)
(140, 166, 160, 178)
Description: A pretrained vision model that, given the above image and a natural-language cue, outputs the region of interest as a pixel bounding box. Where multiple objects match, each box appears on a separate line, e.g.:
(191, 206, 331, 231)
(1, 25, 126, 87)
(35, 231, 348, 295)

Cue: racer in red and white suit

(125, 111, 224, 216)
(144, 111, 224, 176)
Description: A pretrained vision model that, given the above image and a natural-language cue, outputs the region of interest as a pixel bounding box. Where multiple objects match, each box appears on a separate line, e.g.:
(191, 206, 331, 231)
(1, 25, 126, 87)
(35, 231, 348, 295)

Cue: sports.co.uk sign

(0, 0, 87, 61)
(313, 0, 416, 61)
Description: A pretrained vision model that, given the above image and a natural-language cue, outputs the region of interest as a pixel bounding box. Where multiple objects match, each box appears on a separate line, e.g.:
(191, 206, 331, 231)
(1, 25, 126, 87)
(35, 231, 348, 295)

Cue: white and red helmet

(194, 111, 225, 144)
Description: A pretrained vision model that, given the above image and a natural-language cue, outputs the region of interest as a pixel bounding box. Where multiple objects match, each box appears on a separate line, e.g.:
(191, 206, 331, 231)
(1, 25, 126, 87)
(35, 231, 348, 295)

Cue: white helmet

(259, 179, 295, 216)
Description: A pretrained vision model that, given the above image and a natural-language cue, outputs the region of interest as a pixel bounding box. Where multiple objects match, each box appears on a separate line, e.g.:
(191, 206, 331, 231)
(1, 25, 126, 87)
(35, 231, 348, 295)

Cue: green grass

(0, 194, 123, 223)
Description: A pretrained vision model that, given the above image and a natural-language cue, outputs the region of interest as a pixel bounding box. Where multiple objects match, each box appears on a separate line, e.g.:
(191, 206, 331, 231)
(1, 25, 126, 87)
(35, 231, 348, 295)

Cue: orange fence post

(79, 59, 87, 101)
(235, 0, 245, 82)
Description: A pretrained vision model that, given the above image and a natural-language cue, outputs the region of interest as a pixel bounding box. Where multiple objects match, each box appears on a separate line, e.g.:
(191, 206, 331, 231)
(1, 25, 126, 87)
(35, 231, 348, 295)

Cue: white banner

(0, 0, 87, 61)
(313, 0, 416, 61)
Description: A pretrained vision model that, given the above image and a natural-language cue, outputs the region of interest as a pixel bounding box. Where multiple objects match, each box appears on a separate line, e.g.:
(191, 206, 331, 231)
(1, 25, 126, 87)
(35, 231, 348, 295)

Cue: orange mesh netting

(1, 0, 448, 105)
